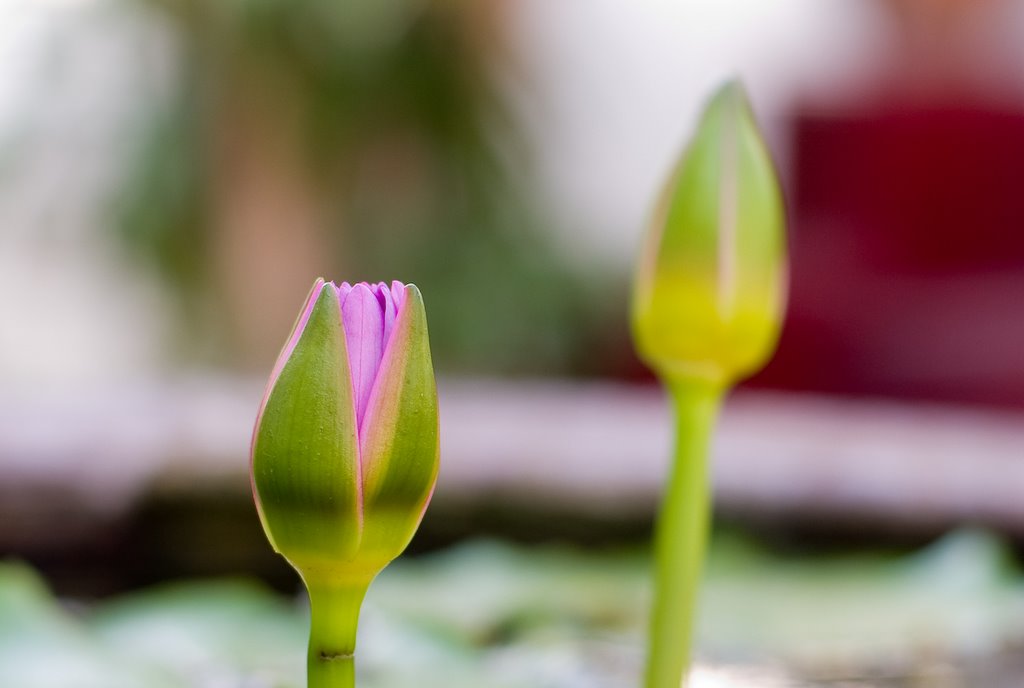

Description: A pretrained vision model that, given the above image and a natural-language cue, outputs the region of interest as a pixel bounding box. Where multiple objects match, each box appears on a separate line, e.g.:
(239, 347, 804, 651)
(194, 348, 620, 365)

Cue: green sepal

(252, 285, 363, 572)
(356, 284, 440, 569)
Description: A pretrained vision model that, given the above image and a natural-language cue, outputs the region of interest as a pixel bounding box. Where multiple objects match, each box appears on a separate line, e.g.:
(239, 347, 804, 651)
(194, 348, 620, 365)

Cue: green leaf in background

(0, 564, 182, 688)
(91, 580, 307, 686)
(2, 530, 1023, 687)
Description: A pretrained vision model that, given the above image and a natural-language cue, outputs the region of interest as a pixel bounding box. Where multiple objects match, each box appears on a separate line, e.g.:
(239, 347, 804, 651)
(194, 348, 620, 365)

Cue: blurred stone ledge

(2, 377, 1024, 549)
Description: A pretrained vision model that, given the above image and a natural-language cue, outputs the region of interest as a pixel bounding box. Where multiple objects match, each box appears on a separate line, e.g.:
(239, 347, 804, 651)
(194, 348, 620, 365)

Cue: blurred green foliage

(116, 0, 620, 375)
(3, 530, 1023, 687)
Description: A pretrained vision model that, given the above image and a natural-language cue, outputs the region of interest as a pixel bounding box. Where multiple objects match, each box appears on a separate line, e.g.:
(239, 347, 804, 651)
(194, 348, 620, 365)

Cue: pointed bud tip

(713, 77, 746, 102)
(258, 278, 333, 407)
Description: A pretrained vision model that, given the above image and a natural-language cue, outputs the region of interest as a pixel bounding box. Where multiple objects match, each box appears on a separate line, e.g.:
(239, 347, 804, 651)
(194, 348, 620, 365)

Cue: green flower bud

(250, 279, 439, 688)
(632, 80, 787, 387)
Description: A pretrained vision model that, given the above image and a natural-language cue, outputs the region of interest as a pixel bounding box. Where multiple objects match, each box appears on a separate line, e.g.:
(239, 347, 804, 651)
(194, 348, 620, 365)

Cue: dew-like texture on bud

(632, 81, 787, 386)
(251, 278, 439, 582)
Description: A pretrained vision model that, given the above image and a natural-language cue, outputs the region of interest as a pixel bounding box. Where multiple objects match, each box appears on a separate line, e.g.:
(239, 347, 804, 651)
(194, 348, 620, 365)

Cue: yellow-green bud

(632, 80, 787, 387)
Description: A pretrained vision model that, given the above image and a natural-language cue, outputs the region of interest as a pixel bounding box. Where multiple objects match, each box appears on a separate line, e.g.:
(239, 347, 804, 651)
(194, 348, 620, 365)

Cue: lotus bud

(250, 278, 439, 688)
(632, 80, 789, 688)
(632, 80, 787, 388)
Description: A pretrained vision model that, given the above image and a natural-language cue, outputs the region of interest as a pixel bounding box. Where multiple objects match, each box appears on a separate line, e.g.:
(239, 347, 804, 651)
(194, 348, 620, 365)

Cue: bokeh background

(3, 1, 1024, 686)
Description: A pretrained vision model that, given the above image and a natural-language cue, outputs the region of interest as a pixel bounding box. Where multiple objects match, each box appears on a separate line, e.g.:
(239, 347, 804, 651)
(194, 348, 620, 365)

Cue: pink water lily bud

(251, 278, 440, 584)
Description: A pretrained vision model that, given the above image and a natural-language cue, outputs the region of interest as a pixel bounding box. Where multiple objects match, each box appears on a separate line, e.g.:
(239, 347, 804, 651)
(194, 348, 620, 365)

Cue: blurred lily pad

(0, 564, 182, 688)
(91, 580, 307, 686)
(1, 529, 1023, 687)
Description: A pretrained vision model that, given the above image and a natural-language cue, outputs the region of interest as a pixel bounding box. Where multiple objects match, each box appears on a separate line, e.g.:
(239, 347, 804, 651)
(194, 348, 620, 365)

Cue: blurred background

(3, 0, 1024, 686)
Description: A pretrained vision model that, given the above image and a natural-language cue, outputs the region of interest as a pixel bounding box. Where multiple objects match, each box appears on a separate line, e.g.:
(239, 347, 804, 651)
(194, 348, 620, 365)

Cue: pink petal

(336, 281, 353, 302)
(341, 283, 385, 428)
(368, 282, 385, 304)
(390, 281, 407, 309)
(378, 283, 397, 349)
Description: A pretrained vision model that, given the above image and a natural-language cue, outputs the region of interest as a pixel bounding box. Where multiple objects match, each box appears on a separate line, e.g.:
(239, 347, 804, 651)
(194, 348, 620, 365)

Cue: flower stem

(305, 576, 372, 688)
(644, 379, 723, 688)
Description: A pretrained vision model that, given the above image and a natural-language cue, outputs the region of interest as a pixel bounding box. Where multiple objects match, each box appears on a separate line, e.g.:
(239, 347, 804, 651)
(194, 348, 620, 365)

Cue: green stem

(644, 379, 723, 688)
(305, 576, 372, 688)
